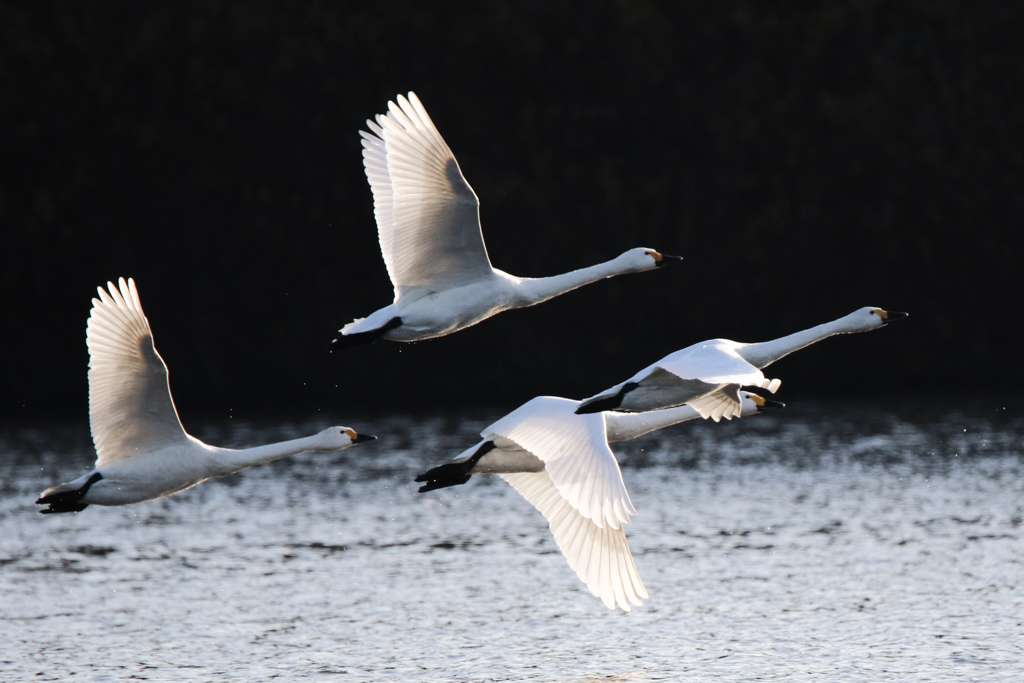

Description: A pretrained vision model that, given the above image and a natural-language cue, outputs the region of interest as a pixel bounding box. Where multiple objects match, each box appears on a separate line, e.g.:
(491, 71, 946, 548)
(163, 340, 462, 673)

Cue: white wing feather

(585, 341, 779, 418)
(361, 92, 493, 298)
(653, 341, 767, 388)
(502, 471, 648, 611)
(86, 278, 188, 467)
(485, 397, 636, 530)
(686, 384, 745, 422)
(655, 343, 780, 420)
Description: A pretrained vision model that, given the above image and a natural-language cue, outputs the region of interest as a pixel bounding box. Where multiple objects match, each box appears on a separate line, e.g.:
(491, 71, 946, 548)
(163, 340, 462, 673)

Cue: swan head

(621, 248, 683, 272)
(841, 307, 909, 332)
(315, 427, 377, 451)
(739, 391, 785, 416)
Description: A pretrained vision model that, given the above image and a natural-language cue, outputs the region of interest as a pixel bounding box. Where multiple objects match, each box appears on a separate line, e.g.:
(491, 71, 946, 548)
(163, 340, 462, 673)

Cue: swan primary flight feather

(332, 92, 681, 348)
(36, 278, 376, 514)
(414, 392, 781, 610)
(576, 306, 907, 418)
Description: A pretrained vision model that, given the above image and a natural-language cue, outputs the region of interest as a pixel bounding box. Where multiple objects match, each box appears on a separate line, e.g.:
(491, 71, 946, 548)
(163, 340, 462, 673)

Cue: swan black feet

(36, 472, 102, 514)
(330, 317, 402, 351)
(575, 382, 640, 414)
(415, 441, 496, 493)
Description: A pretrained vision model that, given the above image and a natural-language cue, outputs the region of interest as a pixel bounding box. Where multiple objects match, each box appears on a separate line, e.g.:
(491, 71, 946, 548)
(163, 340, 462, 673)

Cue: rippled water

(2, 398, 1023, 681)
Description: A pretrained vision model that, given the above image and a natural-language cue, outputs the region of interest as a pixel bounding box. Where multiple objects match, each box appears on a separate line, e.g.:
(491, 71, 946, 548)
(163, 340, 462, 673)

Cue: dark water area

(2, 397, 1023, 681)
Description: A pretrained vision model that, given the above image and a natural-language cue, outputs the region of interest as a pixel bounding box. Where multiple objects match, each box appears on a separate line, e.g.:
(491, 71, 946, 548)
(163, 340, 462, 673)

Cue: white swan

(331, 92, 681, 348)
(576, 306, 908, 419)
(414, 391, 782, 611)
(36, 278, 376, 514)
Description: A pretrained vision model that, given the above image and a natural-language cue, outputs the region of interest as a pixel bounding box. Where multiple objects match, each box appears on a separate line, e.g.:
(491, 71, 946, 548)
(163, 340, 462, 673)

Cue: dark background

(3, 1, 1021, 423)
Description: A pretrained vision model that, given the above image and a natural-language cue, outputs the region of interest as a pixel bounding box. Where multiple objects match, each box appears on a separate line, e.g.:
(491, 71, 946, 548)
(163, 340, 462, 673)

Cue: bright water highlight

(1, 398, 1022, 681)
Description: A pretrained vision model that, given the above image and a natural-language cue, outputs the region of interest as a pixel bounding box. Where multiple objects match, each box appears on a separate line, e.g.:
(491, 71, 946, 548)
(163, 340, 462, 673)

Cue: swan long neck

(737, 318, 853, 369)
(604, 404, 702, 442)
(514, 257, 638, 306)
(210, 435, 324, 476)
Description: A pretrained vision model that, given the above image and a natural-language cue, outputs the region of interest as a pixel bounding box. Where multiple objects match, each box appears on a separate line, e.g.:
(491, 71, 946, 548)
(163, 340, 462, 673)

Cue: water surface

(2, 398, 1023, 681)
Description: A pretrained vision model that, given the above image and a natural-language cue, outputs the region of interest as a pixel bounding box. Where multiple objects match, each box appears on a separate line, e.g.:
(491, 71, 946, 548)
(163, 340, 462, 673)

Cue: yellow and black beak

(876, 310, 909, 325)
(346, 428, 377, 444)
(651, 251, 683, 267)
(750, 394, 785, 412)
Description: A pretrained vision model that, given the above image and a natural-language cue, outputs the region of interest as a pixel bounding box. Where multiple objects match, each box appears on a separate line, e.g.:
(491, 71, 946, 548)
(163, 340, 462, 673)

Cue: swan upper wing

(87, 278, 188, 467)
(580, 342, 775, 419)
(649, 342, 765, 387)
(501, 470, 648, 611)
(655, 343, 778, 420)
(486, 397, 636, 531)
(361, 92, 493, 299)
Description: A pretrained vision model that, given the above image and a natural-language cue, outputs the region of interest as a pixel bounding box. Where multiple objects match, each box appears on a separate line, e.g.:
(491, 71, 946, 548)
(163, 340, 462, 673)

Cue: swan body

(332, 92, 681, 347)
(577, 306, 907, 419)
(414, 391, 781, 611)
(36, 279, 375, 514)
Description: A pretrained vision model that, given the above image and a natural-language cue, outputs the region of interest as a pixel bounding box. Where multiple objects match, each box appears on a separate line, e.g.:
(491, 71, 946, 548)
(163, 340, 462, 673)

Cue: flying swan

(36, 278, 376, 514)
(414, 391, 782, 611)
(331, 92, 681, 348)
(576, 306, 908, 418)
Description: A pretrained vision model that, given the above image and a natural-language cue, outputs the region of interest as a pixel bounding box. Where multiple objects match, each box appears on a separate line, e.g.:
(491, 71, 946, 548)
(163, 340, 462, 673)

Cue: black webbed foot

(415, 441, 496, 493)
(575, 382, 640, 414)
(415, 465, 473, 493)
(39, 502, 89, 514)
(36, 472, 102, 514)
(330, 317, 402, 351)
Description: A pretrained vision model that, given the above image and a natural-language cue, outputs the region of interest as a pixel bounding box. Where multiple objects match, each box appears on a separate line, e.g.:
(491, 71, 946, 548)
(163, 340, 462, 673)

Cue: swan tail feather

(331, 317, 402, 350)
